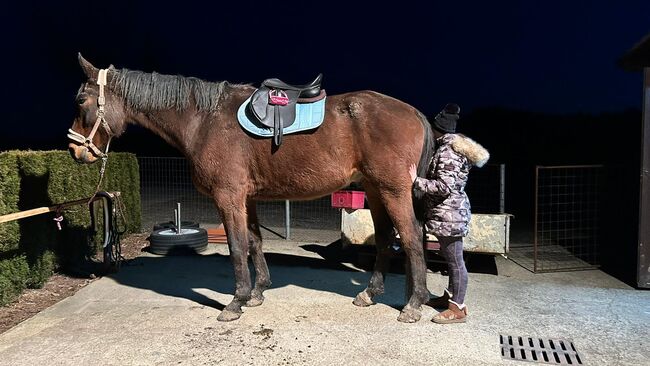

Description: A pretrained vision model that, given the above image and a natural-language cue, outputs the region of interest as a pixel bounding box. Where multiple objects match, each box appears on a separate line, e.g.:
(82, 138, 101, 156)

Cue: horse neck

(128, 107, 202, 157)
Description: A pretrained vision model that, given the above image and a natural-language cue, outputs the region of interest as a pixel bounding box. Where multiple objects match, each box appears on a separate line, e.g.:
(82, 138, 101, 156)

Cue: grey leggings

(438, 236, 468, 304)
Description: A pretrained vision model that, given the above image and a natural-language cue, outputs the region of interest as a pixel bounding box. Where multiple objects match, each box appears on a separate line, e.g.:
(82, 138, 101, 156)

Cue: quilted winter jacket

(413, 134, 490, 237)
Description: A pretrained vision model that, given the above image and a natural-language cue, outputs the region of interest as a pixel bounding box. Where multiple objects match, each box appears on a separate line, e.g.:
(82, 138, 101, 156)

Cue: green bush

(0, 150, 141, 306)
(0, 152, 20, 253)
(0, 256, 30, 305)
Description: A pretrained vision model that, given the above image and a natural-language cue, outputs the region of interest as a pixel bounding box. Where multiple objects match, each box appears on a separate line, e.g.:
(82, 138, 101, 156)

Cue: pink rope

(53, 215, 63, 230)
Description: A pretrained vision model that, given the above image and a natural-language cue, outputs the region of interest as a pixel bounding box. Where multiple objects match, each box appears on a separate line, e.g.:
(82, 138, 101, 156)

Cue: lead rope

(111, 192, 129, 268)
(114, 192, 129, 234)
(89, 155, 109, 204)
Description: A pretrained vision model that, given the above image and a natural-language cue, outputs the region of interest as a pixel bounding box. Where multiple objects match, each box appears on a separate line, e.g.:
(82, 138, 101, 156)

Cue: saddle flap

(250, 86, 300, 129)
(250, 86, 270, 121)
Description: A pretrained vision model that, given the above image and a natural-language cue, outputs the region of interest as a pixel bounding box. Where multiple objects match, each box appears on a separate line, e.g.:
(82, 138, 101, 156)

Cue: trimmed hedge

(0, 153, 20, 253)
(0, 150, 141, 306)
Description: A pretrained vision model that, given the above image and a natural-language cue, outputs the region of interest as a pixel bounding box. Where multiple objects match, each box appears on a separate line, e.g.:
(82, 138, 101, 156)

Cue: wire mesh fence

(510, 165, 602, 273)
(139, 157, 505, 244)
(139, 157, 217, 229)
(288, 198, 341, 243)
(139, 157, 340, 242)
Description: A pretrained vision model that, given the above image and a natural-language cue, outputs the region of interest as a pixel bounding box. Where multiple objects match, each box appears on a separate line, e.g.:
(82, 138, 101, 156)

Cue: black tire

(152, 220, 200, 231)
(147, 227, 208, 255)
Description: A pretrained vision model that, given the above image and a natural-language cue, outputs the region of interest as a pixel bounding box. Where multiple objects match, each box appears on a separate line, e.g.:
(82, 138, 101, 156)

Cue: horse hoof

(245, 296, 264, 307)
(397, 306, 421, 323)
(217, 309, 242, 322)
(352, 291, 374, 307)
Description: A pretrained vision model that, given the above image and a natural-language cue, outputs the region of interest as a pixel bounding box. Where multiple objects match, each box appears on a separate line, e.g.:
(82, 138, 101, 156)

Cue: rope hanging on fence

(89, 191, 128, 270)
(109, 193, 128, 268)
(0, 191, 127, 270)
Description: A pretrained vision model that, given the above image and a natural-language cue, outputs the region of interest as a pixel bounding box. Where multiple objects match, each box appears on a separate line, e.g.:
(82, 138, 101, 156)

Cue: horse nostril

(68, 145, 81, 161)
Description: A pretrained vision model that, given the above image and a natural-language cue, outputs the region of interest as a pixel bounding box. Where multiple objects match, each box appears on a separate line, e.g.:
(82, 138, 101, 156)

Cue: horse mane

(108, 68, 235, 113)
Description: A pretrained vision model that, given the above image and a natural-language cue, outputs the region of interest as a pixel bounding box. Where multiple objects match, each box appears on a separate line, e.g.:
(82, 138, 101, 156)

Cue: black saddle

(263, 74, 322, 98)
(249, 74, 324, 146)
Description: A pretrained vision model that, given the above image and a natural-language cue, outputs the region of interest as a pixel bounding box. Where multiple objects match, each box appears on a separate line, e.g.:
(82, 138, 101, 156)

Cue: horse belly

(252, 168, 362, 201)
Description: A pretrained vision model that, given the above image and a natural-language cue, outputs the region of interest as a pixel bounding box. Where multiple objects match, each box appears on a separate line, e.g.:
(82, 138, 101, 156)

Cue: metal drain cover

(500, 335, 583, 365)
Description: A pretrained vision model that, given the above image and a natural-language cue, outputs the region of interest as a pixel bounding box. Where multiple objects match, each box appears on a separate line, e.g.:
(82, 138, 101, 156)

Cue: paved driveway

(0, 240, 648, 365)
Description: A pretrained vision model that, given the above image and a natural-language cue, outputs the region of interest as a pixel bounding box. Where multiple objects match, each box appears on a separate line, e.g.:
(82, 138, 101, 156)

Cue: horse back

(194, 89, 427, 200)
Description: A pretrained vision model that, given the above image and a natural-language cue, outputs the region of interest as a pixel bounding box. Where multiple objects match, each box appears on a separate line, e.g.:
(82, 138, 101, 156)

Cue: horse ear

(78, 53, 98, 79)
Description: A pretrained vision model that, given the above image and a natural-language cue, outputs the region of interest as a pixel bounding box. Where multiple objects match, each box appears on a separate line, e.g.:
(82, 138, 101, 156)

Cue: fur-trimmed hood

(442, 134, 490, 167)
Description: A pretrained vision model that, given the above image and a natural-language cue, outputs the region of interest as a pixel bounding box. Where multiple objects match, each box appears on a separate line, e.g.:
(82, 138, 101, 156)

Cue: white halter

(67, 69, 113, 196)
(67, 69, 113, 159)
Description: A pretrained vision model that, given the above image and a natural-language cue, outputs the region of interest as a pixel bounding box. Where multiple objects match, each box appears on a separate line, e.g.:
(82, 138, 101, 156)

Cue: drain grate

(500, 335, 583, 365)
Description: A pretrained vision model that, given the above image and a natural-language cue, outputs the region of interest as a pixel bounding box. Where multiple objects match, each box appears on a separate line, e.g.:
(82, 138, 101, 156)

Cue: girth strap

(274, 105, 283, 146)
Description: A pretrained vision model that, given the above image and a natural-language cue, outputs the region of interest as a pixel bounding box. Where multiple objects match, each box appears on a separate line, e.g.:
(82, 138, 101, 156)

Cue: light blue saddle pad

(237, 94, 326, 137)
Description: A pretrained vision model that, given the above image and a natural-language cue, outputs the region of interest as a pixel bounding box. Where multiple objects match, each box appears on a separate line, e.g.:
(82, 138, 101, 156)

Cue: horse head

(68, 53, 127, 164)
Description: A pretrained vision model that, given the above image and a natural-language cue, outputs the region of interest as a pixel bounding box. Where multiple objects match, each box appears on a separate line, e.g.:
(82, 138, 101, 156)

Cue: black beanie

(433, 103, 460, 133)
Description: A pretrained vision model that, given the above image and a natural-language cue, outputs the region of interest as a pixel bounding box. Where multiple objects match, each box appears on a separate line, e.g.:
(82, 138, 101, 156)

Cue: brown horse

(68, 54, 434, 323)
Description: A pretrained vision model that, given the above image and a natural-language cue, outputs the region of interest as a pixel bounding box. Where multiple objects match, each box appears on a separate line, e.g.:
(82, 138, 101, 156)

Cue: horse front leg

(215, 191, 252, 322)
(245, 200, 271, 307)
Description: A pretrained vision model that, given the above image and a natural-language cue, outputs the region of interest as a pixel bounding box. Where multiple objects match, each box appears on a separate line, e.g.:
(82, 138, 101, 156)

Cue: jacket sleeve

(413, 147, 464, 199)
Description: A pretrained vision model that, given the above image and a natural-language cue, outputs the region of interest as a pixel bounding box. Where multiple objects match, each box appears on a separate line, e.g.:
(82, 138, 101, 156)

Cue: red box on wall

(331, 190, 365, 209)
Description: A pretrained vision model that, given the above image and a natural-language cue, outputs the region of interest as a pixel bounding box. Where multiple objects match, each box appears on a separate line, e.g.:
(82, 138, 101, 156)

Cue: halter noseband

(67, 69, 113, 159)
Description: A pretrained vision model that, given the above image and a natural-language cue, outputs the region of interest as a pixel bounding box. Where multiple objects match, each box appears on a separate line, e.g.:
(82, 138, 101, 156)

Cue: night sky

(0, 0, 649, 142)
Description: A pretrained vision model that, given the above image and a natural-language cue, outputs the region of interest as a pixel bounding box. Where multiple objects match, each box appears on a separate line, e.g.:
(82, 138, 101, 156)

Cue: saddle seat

(248, 73, 325, 146)
(263, 74, 322, 98)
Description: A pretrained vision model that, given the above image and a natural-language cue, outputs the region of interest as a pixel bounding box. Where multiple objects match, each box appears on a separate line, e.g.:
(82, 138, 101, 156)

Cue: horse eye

(76, 93, 89, 105)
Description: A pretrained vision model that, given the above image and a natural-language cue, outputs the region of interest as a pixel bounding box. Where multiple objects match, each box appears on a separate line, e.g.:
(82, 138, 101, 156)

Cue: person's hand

(408, 163, 418, 183)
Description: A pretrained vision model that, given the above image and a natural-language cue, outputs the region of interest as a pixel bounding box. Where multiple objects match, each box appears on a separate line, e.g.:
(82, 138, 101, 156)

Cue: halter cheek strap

(67, 69, 113, 159)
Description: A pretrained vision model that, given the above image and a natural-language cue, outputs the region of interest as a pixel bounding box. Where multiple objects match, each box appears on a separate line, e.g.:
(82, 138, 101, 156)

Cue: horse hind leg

(381, 190, 429, 323)
(245, 201, 271, 307)
(353, 187, 394, 307)
(215, 191, 253, 322)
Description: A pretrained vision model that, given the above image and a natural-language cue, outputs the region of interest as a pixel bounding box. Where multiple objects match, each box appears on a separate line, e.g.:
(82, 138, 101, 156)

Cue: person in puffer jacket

(408, 103, 489, 324)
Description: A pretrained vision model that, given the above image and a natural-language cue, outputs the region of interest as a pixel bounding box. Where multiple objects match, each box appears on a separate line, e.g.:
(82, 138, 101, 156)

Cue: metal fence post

(499, 164, 506, 214)
(285, 200, 291, 240)
(534, 166, 539, 273)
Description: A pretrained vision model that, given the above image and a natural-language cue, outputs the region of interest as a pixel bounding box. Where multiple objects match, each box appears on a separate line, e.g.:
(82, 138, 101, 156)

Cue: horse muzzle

(68, 143, 98, 164)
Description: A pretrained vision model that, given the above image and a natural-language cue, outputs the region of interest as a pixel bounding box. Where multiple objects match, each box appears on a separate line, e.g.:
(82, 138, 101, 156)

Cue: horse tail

(413, 109, 435, 224)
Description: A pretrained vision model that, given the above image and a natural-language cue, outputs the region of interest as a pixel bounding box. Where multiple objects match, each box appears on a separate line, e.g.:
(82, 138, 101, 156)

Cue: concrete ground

(0, 240, 648, 366)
